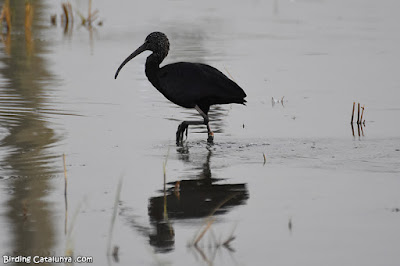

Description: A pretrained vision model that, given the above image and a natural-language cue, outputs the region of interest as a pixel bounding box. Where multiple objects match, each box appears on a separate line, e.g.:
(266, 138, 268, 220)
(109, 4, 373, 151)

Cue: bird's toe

(176, 123, 187, 145)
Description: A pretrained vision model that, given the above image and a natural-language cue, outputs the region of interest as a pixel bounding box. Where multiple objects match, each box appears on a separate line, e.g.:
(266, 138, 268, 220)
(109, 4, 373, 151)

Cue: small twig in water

(107, 177, 123, 256)
(351, 102, 355, 124)
(191, 193, 239, 246)
(63, 154, 68, 235)
(194, 218, 215, 246)
(224, 67, 235, 81)
(360, 105, 365, 124)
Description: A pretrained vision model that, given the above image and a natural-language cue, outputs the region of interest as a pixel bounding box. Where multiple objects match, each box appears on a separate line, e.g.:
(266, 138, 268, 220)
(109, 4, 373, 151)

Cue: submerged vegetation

(51, 0, 103, 33)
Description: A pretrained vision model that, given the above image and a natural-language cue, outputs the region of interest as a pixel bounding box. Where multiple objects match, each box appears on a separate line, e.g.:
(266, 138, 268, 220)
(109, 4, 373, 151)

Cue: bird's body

(115, 32, 246, 144)
(147, 61, 246, 111)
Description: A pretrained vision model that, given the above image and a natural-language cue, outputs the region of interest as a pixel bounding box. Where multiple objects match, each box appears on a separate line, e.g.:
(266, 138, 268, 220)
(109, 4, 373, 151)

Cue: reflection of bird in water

(119, 147, 249, 253)
(115, 32, 247, 145)
(147, 147, 249, 252)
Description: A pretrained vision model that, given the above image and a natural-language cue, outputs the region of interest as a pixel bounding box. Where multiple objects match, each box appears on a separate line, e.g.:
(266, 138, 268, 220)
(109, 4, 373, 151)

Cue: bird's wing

(157, 62, 246, 109)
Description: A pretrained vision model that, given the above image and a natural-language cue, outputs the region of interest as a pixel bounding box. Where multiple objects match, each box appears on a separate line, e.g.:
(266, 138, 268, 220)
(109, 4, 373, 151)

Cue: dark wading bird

(114, 32, 247, 145)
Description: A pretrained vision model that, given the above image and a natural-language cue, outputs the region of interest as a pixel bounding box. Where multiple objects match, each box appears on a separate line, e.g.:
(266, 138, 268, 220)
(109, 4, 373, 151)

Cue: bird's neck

(145, 53, 163, 89)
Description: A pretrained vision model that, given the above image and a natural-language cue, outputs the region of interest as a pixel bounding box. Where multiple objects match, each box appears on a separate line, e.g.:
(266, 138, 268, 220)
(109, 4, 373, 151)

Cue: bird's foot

(176, 122, 188, 145)
(207, 132, 214, 144)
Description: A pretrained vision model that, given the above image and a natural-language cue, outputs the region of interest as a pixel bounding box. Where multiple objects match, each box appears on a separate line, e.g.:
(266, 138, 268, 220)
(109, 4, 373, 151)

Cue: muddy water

(0, 0, 399, 265)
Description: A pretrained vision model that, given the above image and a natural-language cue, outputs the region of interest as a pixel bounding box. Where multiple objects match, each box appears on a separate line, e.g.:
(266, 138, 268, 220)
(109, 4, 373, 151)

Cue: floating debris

(50, 14, 57, 26)
(272, 96, 285, 107)
(112, 246, 119, 263)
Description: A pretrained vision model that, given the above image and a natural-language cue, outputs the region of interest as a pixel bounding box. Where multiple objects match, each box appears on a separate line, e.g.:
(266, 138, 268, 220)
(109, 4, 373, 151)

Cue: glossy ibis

(114, 32, 246, 144)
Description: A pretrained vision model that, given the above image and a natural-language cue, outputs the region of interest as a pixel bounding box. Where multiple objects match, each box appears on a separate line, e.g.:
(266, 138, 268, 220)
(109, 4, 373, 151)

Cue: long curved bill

(114, 43, 147, 79)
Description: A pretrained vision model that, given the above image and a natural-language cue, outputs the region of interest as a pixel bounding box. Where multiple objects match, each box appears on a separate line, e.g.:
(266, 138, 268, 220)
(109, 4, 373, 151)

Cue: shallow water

(0, 0, 400, 265)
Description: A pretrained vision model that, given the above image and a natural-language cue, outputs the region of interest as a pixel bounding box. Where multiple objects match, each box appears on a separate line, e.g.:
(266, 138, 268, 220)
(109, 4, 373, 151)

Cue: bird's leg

(206, 123, 214, 144)
(176, 122, 186, 144)
(176, 105, 214, 145)
(195, 105, 214, 144)
(176, 120, 204, 145)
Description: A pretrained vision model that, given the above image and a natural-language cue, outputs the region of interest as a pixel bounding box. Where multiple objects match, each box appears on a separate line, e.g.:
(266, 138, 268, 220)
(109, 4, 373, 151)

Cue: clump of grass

(75, 0, 99, 26)
(350, 102, 366, 137)
(351, 102, 366, 125)
(53, 1, 103, 31)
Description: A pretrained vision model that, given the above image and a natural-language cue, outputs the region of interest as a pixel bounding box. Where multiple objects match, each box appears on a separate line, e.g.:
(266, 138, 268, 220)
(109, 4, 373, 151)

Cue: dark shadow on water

(121, 145, 249, 253)
(149, 147, 249, 251)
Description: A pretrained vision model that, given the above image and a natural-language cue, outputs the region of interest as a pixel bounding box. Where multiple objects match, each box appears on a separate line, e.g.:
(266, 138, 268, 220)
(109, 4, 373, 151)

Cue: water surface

(0, 0, 399, 265)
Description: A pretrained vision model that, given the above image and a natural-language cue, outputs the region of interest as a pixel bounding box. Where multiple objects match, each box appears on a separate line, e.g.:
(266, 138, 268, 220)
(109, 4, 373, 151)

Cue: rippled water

(0, 0, 400, 265)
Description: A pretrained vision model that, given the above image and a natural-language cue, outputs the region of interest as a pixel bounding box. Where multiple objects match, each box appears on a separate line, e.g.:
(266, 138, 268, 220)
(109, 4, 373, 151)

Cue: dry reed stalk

(224, 67, 235, 81)
(25, 2, 34, 56)
(351, 102, 355, 124)
(107, 177, 123, 255)
(351, 123, 355, 137)
(68, 3, 73, 25)
(0, 0, 11, 33)
(62, 3, 69, 26)
(357, 102, 361, 124)
(63, 154, 68, 235)
(162, 148, 170, 220)
(88, 0, 92, 24)
(360, 105, 365, 124)
(25, 2, 33, 30)
(192, 193, 239, 245)
(66, 200, 84, 257)
(194, 218, 215, 246)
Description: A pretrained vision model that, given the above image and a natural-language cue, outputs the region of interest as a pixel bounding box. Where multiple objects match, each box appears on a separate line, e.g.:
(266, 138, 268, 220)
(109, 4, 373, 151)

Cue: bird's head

(145, 32, 170, 57)
(115, 32, 170, 79)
